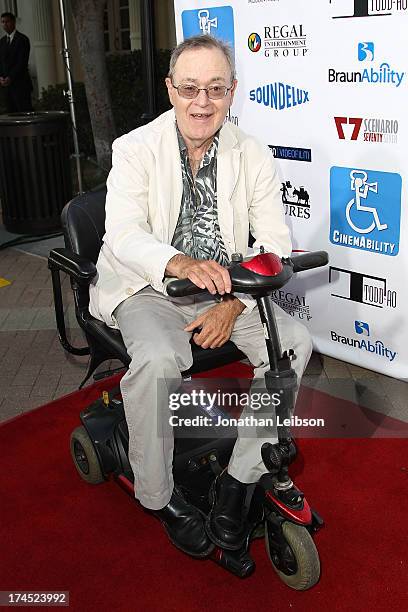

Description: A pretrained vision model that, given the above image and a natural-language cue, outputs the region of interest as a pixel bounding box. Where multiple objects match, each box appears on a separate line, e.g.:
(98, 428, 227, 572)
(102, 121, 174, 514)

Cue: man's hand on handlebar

(165, 254, 231, 296)
(184, 297, 245, 349)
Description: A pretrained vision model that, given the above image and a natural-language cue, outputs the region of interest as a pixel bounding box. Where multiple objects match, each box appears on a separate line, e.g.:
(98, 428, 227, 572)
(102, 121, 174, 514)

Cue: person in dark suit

(0, 12, 33, 112)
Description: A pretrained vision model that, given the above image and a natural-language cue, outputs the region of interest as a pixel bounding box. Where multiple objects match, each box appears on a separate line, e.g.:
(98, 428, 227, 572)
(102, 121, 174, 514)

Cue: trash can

(0, 111, 72, 235)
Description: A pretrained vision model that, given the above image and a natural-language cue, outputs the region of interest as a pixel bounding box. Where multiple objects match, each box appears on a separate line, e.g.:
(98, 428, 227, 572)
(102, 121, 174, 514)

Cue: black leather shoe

(152, 489, 214, 558)
(206, 471, 249, 551)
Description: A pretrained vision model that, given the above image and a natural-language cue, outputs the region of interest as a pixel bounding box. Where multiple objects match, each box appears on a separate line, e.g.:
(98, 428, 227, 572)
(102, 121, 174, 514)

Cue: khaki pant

(114, 287, 312, 510)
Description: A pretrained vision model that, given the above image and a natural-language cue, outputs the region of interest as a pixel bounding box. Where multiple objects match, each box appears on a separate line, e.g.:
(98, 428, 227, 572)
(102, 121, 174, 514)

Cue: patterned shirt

(171, 126, 229, 266)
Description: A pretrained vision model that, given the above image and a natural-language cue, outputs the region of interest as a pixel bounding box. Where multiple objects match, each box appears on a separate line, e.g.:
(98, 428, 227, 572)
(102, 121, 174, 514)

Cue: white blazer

(89, 109, 292, 327)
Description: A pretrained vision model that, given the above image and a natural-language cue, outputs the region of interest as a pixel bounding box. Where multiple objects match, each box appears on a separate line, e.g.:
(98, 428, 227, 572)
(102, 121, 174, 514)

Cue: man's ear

(229, 79, 238, 106)
(165, 77, 175, 107)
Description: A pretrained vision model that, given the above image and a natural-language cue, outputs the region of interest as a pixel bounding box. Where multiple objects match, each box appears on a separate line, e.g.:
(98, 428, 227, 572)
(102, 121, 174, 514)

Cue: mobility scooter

(48, 188, 327, 590)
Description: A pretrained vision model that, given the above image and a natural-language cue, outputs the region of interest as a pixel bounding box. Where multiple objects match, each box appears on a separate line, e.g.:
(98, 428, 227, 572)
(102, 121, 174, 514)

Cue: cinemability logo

(328, 42, 405, 87)
(334, 116, 398, 144)
(330, 321, 397, 362)
(329, 266, 397, 309)
(249, 82, 309, 110)
(248, 24, 309, 58)
(330, 166, 402, 256)
(330, 0, 407, 18)
(181, 6, 234, 49)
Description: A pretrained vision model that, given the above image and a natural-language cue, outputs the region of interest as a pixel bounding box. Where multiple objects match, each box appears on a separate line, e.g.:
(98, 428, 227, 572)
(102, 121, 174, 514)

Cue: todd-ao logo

(329, 0, 407, 18)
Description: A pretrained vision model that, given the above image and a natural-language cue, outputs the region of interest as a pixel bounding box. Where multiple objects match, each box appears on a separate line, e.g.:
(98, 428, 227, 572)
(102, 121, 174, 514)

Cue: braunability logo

(330, 321, 397, 362)
(358, 42, 374, 61)
(249, 83, 309, 110)
(328, 42, 405, 87)
(330, 167, 402, 256)
(181, 6, 234, 48)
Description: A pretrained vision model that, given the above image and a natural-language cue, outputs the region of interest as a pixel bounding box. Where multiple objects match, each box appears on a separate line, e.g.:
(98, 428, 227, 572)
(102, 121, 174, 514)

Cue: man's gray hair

(168, 35, 236, 82)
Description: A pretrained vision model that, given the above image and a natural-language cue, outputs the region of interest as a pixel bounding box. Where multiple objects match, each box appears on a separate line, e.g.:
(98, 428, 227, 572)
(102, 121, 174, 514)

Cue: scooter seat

(82, 313, 246, 375)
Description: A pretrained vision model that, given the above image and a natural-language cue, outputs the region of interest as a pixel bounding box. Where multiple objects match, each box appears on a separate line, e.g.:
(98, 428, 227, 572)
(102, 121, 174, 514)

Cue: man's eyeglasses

(172, 82, 233, 100)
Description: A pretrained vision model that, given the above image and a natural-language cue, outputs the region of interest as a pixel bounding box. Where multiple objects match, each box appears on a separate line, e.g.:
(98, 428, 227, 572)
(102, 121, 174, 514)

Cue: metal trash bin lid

(0, 111, 69, 125)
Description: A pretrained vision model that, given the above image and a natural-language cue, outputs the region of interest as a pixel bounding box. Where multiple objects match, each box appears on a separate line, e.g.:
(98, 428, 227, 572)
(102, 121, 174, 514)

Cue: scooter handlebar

(290, 251, 329, 273)
(166, 250, 328, 298)
(165, 278, 206, 297)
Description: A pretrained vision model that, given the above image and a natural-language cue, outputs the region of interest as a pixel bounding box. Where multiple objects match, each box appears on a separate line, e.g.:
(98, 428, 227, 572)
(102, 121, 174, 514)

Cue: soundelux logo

(249, 82, 309, 110)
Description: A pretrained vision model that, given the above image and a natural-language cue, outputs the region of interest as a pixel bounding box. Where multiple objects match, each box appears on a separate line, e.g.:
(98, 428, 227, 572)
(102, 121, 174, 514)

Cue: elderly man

(89, 35, 312, 557)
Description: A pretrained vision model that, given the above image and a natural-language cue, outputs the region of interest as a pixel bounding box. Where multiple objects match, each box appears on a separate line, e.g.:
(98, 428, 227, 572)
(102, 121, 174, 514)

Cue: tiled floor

(0, 233, 406, 425)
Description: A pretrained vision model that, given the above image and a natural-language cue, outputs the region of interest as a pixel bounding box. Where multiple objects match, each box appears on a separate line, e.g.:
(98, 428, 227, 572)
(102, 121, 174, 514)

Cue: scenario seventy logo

(181, 5, 234, 49)
(334, 116, 399, 144)
(330, 0, 407, 18)
(248, 24, 309, 58)
(328, 42, 405, 87)
(329, 166, 402, 256)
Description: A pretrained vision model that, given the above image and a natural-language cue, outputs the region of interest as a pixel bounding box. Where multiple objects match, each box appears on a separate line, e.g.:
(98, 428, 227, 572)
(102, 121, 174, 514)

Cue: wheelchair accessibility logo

(330, 166, 401, 256)
(181, 6, 235, 50)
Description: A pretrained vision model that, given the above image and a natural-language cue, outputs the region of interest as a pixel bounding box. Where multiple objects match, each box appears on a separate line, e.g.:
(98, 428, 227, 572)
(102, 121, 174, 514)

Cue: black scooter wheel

(70, 426, 105, 484)
(265, 520, 320, 590)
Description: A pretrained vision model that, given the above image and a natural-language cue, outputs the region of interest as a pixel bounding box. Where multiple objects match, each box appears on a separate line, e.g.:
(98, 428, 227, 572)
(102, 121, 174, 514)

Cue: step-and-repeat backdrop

(172, 0, 407, 380)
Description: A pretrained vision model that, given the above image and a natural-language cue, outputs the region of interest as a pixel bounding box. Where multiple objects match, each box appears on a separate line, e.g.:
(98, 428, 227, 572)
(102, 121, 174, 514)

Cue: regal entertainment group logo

(334, 116, 399, 143)
(248, 24, 309, 58)
(330, 0, 407, 18)
(328, 42, 405, 87)
(272, 289, 312, 321)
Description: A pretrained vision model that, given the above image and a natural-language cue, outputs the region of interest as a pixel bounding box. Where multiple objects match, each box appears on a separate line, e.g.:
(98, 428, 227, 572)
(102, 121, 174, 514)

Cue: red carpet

(1, 366, 408, 612)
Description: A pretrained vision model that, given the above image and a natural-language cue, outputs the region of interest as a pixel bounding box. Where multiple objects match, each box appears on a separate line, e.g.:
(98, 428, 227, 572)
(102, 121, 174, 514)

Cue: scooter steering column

(257, 294, 298, 490)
